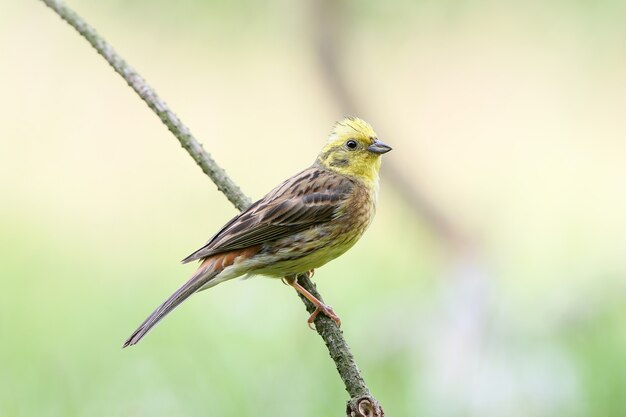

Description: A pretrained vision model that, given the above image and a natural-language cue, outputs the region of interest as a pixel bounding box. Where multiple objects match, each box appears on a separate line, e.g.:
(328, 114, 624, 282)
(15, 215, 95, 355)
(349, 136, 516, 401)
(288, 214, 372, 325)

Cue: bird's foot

(307, 302, 341, 329)
(284, 274, 341, 329)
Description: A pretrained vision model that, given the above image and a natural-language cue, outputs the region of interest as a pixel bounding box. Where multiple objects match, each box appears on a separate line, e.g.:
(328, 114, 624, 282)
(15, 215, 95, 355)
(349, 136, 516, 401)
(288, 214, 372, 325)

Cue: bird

(123, 117, 391, 347)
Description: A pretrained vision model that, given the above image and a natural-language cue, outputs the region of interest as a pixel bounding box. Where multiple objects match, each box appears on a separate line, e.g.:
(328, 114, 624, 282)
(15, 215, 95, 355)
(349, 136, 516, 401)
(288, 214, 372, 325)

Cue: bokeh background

(2, 1, 626, 416)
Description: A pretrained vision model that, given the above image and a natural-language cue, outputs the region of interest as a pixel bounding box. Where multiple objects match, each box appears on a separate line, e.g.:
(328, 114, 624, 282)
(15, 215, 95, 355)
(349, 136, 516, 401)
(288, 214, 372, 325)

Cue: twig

(41, 0, 250, 212)
(310, 0, 463, 248)
(296, 274, 384, 416)
(309, 6, 501, 417)
(39, 1, 380, 415)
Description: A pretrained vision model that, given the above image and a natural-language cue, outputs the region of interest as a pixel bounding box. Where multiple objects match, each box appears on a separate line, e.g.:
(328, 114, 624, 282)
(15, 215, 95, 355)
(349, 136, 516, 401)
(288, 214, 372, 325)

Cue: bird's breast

(251, 180, 377, 277)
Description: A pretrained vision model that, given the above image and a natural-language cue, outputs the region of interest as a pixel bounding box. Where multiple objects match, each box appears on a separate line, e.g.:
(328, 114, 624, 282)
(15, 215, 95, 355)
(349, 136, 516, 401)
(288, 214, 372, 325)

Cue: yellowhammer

(123, 117, 391, 347)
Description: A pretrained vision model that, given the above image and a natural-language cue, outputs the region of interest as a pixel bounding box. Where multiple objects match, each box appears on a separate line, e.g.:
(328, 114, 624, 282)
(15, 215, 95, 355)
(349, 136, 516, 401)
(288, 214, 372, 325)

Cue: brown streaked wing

(181, 166, 354, 263)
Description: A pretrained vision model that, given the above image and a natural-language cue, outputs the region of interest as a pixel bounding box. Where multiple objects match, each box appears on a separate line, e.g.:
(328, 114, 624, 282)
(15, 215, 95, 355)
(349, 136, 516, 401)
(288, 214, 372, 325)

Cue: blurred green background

(2, 1, 626, 416)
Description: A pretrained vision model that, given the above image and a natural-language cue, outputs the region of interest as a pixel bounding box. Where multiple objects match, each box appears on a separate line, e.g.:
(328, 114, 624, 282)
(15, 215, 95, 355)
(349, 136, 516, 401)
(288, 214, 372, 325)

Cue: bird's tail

(123, 246, 261, 348)
(123, 245, 260, 347)
(123, 263, 219, 348)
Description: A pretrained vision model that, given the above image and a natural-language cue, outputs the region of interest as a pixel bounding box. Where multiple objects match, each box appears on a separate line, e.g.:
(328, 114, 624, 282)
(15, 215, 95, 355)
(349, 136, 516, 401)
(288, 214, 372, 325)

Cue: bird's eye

(346, 140, 358, 150)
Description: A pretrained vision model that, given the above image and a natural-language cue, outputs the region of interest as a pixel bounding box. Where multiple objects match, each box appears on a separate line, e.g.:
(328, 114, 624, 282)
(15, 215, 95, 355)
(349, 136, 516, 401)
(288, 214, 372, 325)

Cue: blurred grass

(1, 0, 625, 416)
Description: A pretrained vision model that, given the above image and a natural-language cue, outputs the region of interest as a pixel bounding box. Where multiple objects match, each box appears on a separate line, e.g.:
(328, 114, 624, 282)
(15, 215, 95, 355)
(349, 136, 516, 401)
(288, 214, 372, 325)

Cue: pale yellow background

(1, 1, 625, 416)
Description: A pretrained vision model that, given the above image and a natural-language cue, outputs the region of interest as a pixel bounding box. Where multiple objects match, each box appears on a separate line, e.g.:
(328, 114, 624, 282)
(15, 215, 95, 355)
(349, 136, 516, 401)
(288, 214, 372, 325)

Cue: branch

(296, 274, 384, 416)
(40, 1, 381, 415)
(309, 7, 503, 417)
(41, 0, 250, 212)
(310, 0, 464, 248)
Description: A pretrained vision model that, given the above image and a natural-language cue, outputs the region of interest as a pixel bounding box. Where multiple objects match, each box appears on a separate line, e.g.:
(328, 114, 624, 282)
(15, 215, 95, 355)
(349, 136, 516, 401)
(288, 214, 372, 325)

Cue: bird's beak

(367, 139, 392, 154)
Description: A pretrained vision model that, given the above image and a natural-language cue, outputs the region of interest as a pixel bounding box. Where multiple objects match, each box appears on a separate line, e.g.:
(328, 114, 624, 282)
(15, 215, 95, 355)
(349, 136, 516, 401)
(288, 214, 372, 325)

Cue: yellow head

(316, 117, 392, 183)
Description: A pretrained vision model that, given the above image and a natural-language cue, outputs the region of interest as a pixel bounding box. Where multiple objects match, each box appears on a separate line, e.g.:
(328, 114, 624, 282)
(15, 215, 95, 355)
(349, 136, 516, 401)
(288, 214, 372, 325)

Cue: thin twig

(41, 0, 250, 212)
(310, 0, 464, 248)
(39, 1, 379, 415)
(295, 274, 384, 416)
(309, 6, 501, 417)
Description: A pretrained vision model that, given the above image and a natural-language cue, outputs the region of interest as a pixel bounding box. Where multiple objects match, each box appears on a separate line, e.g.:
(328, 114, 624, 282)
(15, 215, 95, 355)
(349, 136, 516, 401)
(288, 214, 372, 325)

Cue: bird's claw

(307, 303, 341, 329)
